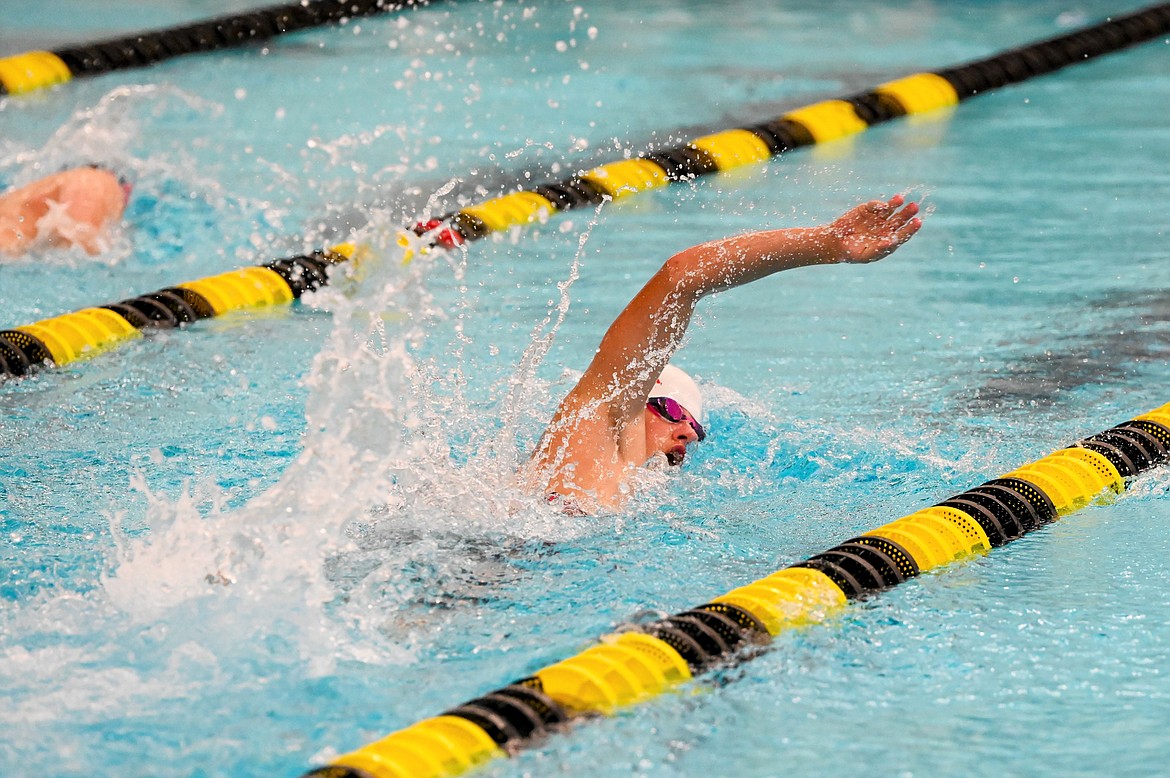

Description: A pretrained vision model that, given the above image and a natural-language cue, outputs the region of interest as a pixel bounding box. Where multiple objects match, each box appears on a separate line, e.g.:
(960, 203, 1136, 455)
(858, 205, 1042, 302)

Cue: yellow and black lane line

(406, 3, 1170, 253)
(304, 400, 1170, 776)
(0, 248, 345, 377)
(0, 1, 439, 96)
(302, 405, 1169, 778)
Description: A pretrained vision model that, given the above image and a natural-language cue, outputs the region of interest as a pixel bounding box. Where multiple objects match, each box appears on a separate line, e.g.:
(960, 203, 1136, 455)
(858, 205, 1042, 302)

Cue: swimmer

(0, 166, 130, 256)
(527, 194, 923, 513)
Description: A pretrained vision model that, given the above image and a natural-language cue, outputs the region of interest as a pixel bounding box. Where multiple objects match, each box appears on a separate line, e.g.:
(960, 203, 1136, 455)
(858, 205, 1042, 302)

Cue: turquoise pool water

(2, 1, 1170, 776)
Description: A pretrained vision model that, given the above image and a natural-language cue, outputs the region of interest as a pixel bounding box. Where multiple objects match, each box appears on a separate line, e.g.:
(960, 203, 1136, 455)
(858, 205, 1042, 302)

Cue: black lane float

(0, 0, 438, 96)
(0, 248, 348, 377)
(299, 405, 1170, 777)
(2, 4, 1168, 380)
(406, 2, 1170, 252)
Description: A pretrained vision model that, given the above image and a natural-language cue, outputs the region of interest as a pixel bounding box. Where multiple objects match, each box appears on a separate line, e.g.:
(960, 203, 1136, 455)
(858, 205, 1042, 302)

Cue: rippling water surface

(2, 2, 1169, 775)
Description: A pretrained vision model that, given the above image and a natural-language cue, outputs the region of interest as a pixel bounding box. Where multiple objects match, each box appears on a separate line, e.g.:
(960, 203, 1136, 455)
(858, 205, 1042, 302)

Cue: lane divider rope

(300, 403, 1170, 778)
(0, 0, 437, 96)
(0, 246, 352, 376)
(403, 2, 1170, 255)
(2, 4, 1168, 380)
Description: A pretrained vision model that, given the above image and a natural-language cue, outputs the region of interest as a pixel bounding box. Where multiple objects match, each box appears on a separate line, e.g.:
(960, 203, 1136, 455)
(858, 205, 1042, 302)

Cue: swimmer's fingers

(884, 199, 922, 243)
(883, 214, 923, 256)
(886, 196, 918, 226)
(868, 195, 918, 227)
(832, 195, 924, 263)
(870, 209, 923, 258)
(845, 196, 906, 228)
(873, 194, 905, 217)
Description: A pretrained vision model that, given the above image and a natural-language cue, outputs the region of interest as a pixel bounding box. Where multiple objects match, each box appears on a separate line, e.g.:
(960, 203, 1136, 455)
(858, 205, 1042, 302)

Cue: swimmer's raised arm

(574, 195, 922, 425)
(530, 194, 921, 510)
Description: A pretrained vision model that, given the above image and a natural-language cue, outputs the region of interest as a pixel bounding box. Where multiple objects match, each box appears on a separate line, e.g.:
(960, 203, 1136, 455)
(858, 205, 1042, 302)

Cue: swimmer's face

(643, 402, 702, 467)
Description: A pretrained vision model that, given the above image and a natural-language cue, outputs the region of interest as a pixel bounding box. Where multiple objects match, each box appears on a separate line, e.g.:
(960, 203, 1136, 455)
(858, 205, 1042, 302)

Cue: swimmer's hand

(828, 194, 922, 264)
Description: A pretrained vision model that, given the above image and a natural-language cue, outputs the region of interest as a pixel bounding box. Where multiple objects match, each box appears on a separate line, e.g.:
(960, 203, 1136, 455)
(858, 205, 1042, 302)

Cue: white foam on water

(93, 197, 619, 678)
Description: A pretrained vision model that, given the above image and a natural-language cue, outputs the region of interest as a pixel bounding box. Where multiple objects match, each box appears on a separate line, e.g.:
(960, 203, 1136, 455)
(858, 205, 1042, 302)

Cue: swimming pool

(3, 1, 1170, 775)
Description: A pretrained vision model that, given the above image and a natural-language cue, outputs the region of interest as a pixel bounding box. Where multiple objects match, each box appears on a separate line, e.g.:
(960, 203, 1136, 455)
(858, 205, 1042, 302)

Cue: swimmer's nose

(676, 423, 698, 444)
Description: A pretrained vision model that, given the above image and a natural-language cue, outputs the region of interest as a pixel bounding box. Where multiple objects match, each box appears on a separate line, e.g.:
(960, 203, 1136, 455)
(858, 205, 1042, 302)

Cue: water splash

(96, 194, 612, 669)
(3, 85, 223, 186)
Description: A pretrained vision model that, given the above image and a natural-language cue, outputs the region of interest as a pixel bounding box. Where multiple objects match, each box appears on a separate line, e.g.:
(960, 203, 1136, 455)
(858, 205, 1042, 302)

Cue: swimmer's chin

(647, 449, 685, 469)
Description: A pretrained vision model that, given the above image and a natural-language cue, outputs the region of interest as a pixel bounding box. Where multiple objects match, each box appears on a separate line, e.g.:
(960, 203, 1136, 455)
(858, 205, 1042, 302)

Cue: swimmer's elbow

(656, 251, 699, 289)
(657, 251, 721, 300)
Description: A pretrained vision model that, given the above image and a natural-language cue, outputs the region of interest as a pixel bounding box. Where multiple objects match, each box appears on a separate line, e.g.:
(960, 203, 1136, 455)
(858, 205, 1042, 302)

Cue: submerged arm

(0, 168, 126, 256)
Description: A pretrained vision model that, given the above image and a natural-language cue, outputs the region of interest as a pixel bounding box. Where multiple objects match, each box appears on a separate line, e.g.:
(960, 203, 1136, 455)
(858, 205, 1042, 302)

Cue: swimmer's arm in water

(0, 168, 127, 256)
(0, 222, 28, 255)
(0, 185, 44, 255)
(49, 169, 127, 253)
(571, 195, 923, 430)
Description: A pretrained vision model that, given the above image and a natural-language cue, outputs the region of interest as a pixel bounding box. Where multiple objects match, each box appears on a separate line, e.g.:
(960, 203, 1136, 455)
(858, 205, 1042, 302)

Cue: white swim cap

(649, 364, 703, 422)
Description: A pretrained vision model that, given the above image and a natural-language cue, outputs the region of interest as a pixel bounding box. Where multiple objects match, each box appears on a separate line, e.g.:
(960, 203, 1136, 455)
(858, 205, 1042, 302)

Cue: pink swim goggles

(647, 396, 706, 441)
